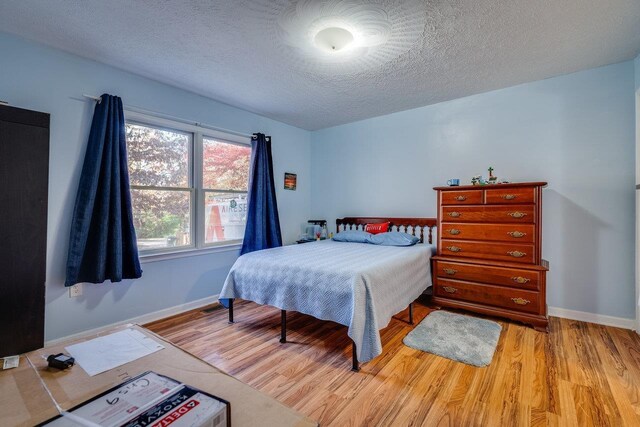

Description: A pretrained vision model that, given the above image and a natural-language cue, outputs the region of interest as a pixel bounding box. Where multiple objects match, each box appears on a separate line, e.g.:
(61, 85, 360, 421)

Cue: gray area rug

(403, 310, 502, 367)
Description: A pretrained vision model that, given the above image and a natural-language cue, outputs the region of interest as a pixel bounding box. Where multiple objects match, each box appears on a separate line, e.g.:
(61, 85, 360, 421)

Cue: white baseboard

(45, 294, 220, 346)
(548, 306, 636, 330)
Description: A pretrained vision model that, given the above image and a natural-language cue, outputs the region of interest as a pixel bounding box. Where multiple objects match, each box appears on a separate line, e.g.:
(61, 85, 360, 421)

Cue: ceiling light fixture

(314, 27, 355, 53)
(274, 0, 427, 73)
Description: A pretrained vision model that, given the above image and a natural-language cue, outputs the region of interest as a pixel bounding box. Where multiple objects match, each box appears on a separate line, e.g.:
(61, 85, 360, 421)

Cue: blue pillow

(369, 232, 419, 246)
(332, 230, 373, 243)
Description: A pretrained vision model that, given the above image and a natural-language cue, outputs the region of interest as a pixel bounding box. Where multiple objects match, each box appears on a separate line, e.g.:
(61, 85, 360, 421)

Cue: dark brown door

(0, 105, 49, 356)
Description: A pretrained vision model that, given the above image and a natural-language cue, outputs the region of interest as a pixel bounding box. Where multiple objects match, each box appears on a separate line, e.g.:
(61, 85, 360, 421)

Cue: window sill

(139, 243, 242, 263)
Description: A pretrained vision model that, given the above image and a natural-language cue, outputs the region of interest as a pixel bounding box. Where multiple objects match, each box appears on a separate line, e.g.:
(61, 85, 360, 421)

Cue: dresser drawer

(440, 239, 535, 263)
(441, 205, 535, 224)
(435, 260, 540, 290)
(485, 187, 535, 204)
(440, 223, 535, 243)
(435, 278, 541, 314)
(441, 190, 482, 205)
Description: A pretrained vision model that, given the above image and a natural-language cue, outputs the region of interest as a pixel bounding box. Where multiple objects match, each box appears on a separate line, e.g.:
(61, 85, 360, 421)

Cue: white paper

(2, 355, 19, 370)
(65, 329, 164, 376)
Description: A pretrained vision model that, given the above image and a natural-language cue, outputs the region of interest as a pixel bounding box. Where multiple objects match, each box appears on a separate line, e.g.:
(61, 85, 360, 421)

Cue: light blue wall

(635, 54, 639, 325)
(0, 32, 312, 341)
(636, 54, 640, 92)
(636, 54, 640, 182)
(311, 61, 636, 319)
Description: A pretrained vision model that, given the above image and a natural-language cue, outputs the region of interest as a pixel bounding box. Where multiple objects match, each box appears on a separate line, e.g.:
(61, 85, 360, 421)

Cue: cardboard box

(0, 325, 317, 427)
(40, 371, 230, 427)
(123, 383, 229, 427)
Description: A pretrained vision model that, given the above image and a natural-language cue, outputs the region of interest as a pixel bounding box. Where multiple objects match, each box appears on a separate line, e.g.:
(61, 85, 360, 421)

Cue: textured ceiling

(1, 0, 639, 130)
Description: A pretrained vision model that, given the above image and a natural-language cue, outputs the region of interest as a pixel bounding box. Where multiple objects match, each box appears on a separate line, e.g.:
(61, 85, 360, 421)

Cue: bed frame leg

(280, 310, 287, 343)
(228, 299, 234, 324)
(409, 302, 414, 325)
(351, 340, 360, 372)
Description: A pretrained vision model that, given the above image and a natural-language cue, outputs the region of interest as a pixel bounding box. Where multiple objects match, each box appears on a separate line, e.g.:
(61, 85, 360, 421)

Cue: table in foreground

(0, 324, 317, 427)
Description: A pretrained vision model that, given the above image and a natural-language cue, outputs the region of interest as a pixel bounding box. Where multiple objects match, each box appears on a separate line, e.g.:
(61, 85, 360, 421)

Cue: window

(202, 137, 251, 244)
(125, 115, 251, 255)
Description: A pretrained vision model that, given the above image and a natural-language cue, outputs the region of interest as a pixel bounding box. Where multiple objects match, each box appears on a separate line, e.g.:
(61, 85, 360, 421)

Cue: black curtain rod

(81, 94, 253, 139)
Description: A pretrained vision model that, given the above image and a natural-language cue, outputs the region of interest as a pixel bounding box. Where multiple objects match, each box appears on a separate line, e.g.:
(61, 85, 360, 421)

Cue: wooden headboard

(336, 217, 437, 244)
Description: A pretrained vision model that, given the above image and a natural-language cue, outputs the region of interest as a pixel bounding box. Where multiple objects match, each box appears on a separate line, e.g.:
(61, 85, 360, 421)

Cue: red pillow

(365, 222, 390, 234)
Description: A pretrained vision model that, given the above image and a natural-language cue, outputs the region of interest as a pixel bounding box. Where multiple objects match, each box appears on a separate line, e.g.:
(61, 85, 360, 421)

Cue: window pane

(204, 192, 247, 244)
(131, 189, 191, 250)
(203, 138, 250, 191)
(126, 123, 190, 187)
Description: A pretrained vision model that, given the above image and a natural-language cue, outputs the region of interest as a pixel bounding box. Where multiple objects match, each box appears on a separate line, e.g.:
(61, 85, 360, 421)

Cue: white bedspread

(219, 240, 434, 362)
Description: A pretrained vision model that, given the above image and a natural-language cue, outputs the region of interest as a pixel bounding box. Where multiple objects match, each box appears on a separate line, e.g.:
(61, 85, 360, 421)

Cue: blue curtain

(240, 133, 283, 255)
(65, 94, 142, 286)
(222, 133, 282, 308)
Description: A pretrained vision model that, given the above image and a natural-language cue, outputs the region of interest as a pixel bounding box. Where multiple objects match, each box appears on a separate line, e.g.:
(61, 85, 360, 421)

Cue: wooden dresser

(432, 182, 549, 331)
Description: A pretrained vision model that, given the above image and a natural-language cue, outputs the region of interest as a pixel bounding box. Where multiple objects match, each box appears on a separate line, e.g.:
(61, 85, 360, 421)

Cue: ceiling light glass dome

(269, 0, 427, 74)
(314, 27, 355, 52)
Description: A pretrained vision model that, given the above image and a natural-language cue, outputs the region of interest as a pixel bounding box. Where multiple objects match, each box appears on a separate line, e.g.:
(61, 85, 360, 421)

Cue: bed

(219, 217, 437, 371)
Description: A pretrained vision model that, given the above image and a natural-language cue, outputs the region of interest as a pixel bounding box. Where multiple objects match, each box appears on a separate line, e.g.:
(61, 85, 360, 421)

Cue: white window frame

(124, 111, 251, 261)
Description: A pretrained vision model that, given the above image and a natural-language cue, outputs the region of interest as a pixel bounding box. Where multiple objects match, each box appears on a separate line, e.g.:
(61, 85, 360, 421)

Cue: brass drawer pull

(443, 286, 457, 294)
(507, 212, 527, 218)
(508, 251, 526, 258)
(507, 231, 526, 238)
(511, 297, 531, 305)
(448, 229, 461, 235)
(511, 276, 531, 284)
(448, 211, 461, 218)
(502, 194, 517, 200)
(454, 195, 467, 201)
(443, 268, 457, 275)
(446, 246, 462, 252)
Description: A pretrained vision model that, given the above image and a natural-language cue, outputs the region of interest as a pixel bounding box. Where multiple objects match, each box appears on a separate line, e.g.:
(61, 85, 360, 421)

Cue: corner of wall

(635, 53, 640, 91)
(635, 53, 640, 332)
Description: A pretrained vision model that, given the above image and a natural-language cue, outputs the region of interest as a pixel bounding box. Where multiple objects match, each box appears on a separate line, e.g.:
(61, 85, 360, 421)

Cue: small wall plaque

(284, 172, 297, 190)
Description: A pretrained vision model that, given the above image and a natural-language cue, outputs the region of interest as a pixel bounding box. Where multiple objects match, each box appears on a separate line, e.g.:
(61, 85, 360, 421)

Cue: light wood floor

(146, 299, 640, 426)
